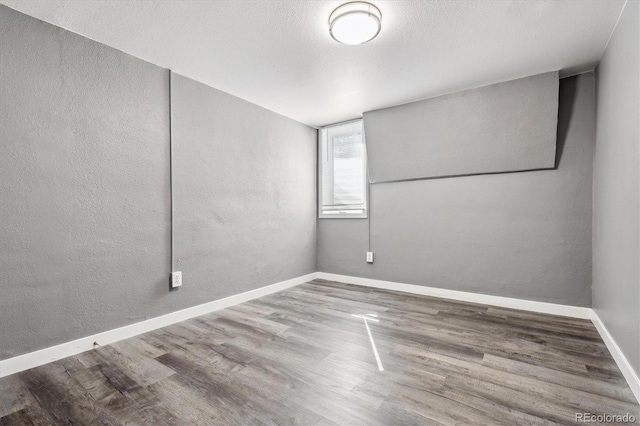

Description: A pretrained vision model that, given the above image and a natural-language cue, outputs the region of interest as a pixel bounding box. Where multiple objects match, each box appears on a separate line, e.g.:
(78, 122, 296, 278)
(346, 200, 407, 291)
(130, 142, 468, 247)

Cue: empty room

(0, 0, 639, 424)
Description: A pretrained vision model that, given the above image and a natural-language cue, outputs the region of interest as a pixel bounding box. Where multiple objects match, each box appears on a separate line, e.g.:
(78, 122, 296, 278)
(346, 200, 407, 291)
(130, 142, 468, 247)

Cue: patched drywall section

(0, 6, 316, 360)
(364, 72, 559, 182)
(318, 74, 595, 306)
(172, 73, 317, 303)
(593, 0, 640, 375)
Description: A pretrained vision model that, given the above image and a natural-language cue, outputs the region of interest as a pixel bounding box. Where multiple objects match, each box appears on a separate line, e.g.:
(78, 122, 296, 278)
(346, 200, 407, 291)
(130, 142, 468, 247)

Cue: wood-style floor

(0, 279, 638, 425)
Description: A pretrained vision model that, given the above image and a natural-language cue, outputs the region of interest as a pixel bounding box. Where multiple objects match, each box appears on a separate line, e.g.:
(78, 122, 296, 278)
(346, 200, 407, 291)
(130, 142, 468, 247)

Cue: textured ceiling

(1, 0, 625, 127)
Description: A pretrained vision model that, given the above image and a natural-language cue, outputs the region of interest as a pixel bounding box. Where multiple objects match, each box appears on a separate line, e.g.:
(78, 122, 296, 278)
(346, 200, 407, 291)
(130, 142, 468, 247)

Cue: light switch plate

(366, 252, 374, 263)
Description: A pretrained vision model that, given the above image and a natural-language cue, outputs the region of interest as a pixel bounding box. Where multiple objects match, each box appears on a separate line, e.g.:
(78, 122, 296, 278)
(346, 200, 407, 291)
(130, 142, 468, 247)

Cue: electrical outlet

(171, 271, 182, 289)
(366, 252, 374, 263)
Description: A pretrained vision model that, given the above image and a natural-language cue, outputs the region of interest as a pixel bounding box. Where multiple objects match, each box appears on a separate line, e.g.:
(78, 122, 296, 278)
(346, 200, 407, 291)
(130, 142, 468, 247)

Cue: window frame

(318, 119, 368, 219)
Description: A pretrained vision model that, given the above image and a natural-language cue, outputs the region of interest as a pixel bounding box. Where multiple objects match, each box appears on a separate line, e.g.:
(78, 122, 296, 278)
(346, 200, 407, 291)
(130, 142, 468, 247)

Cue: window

(319, 120, 367, 218)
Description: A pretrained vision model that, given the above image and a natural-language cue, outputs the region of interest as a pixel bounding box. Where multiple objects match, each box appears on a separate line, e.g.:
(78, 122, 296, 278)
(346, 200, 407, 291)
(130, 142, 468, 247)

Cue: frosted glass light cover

(329, 2, 382, 45)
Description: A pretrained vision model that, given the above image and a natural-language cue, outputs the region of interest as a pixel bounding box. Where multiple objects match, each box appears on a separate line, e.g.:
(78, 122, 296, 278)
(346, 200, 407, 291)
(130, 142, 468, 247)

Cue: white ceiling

(1, 0, 625, 127)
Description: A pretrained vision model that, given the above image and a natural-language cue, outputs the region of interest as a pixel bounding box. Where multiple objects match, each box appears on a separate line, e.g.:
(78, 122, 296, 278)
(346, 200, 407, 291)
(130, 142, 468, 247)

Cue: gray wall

(364, 72, 558, 183)
(172, 74, 316, 303)
(319, 73, 595, 306)
(593, 0, 639, 376)
(0, 6, 316, 360)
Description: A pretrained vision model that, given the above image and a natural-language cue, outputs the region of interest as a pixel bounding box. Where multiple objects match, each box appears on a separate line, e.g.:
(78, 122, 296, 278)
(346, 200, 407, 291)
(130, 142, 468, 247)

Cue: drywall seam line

(598, 0, 628, 63)
(370, 166, 556, 185)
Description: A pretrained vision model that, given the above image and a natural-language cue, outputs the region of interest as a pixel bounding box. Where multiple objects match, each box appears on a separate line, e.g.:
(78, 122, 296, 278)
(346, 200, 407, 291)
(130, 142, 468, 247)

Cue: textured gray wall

(0, 5, 170, 360)
(593, 0, 639, 376)
(319, 74, 595, 306)
(172, 73, 317, 303)
(364, 72, 559, 183)
(0, 6, 316, 360)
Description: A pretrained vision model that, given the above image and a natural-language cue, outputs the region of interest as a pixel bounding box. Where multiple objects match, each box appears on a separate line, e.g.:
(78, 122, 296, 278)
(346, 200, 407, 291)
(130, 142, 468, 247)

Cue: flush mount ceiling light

(329, 1, 382, 45)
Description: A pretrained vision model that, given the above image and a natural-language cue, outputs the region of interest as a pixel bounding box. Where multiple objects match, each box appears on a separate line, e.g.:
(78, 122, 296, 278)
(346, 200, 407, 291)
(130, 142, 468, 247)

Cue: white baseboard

(2, 270, 638, 406)
(316, 272, 592, 319)
(590, 310, 640, 403)
(316, 272, 639, 403)
(0, 272, 316, 378)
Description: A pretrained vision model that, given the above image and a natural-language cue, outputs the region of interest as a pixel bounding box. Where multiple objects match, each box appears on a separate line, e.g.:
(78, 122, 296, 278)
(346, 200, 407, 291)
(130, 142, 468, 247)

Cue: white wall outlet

(171, 271, 182, 289)
(366, 252, 374, 263)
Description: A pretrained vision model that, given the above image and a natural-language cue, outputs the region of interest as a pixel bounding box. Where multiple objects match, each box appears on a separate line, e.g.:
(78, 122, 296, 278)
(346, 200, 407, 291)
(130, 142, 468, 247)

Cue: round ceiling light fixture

(329, 1, 382, 45)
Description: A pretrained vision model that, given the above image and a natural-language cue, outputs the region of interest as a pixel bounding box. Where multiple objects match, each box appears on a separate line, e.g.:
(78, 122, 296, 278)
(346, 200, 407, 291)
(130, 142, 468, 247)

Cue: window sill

(319, 212, 368, 219)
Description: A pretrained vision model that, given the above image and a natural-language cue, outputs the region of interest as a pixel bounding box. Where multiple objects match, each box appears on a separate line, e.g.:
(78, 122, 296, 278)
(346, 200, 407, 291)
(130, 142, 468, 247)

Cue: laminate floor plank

(71, 364, 179, 426)
(235, 362, 387, 426)
(383, 384, 507, 426)
(482, 353, 637, 403)
(0, 402, 57, 426)
(313, 416, 340, 426)
(1, 279, 638, 425)
(403, 350, 639, 417)
(19, 363, 118, 425)
(92, 344, 176, 388)
(0, 375, 36, 418)
(433, 309, 608, 350)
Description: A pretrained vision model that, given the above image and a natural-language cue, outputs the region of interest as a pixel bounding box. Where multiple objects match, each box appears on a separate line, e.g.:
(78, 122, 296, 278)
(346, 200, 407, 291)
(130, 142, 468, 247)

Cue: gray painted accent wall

(319, 74, 595, 307)
(172, 73, 317, 304)
(593, 0, 639, 376)
(363, 72, 559, 183)
(0, 6, 316, 360)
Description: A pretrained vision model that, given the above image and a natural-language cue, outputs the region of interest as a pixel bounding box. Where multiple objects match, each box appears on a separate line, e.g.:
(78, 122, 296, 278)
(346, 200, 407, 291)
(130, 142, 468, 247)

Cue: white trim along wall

(2, 272, 638, 404)
(0, 273, 316, 378)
